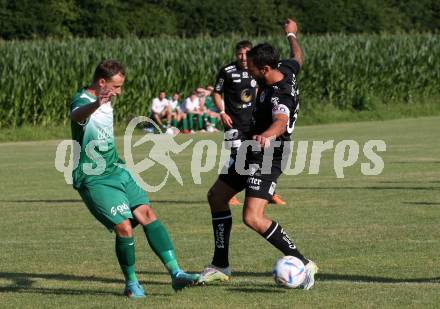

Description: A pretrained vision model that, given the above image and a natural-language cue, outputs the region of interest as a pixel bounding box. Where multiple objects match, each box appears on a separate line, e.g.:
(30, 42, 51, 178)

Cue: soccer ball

(272, 256, 306, 288)
(165, 127, 180, 135)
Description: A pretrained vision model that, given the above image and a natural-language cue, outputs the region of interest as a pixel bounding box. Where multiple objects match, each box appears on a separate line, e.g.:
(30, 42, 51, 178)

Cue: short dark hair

(247, 43, 279, 69)
(235, 40, 252, 52)
(93, 60, 125, 82)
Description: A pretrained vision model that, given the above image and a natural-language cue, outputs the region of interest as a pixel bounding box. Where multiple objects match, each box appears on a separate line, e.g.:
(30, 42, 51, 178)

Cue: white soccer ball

(165, 127, 180, 135)
(272, 256, 306, 288)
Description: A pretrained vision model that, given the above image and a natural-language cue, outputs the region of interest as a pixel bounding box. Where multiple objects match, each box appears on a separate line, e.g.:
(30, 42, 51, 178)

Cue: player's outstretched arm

(284, 18, 304, 68)
(70, 89, 112, 123)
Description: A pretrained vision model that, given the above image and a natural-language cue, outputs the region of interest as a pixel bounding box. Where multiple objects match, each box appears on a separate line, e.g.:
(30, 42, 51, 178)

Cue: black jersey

(250, 59, 301, 159)
(214, 61, 257, 134)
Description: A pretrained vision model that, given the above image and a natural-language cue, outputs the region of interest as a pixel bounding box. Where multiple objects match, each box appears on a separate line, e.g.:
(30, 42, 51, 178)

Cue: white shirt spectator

(151, 98, 169, 114)
(183, 96, 200, 113)
(169, 99, 180, 112)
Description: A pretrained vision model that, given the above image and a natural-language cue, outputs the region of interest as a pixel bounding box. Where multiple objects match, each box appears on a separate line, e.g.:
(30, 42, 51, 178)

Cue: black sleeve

(271, 92, 298, 118)
(279, 59, 300, 76)
(214, 67, 227, 94)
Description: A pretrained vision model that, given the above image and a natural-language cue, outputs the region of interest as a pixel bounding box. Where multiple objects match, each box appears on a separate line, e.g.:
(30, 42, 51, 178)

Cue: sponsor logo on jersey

(269, 181, 276, 195)
(250, 79, 257, 88)
(97, 127, 113, 140)
(248, 177, 262, 186)
(225, 65, 237, 73)
(271, 97, 280, 105)
(240, 89, 253, 103)
(242, 72, 249, 78)
(248, 176, 262, 191)
(272, 104, 289, 115)
(111, 203, 129, 216)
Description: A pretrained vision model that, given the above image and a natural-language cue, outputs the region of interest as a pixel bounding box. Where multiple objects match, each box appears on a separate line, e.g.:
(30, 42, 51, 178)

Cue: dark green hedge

(1, 0, 439, 39)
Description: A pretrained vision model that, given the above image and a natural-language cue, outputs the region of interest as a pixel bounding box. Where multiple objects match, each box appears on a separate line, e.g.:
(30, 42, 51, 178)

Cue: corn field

(0, 34, 439, 127)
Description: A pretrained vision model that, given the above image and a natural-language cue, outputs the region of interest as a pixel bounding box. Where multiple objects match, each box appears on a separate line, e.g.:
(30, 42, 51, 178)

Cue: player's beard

(255, 76, 266, 86)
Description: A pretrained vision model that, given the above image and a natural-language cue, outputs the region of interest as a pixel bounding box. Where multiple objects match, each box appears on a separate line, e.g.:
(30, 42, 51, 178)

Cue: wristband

(220, 111, 226, 115)
(286, 32, 297, 39)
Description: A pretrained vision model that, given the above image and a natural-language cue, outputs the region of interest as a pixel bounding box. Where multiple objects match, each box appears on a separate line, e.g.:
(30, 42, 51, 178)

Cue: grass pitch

(0, 117, 439, 308)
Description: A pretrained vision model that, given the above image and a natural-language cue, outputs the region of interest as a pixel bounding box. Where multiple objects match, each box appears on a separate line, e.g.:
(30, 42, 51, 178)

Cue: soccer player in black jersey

(200, 19, 318, 290)
(213, 41, 287, 206)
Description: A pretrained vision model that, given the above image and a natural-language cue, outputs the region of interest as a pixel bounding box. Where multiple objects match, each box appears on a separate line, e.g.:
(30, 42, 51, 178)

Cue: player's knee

(144, 206, 157, 220)
(207, 187, 218, 204)
(207, 186, 227, 205)
(243, 212, 259, 231)
(207, 188, 214, 203)
(133, 205, 157, 225)
(115, 220, 133, 237)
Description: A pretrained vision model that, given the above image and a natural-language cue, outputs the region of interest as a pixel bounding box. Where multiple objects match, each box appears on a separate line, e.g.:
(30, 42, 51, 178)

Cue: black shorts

(219, 152, 282, 201)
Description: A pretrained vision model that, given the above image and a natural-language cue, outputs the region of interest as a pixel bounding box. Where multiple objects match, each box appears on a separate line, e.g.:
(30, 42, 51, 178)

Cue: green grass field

(0, 117, 439, 308)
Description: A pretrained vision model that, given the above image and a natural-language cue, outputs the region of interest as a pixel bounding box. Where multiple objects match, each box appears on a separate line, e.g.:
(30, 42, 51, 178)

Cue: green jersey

(70, 88, 123, 189)
(204, 96, 218, 112)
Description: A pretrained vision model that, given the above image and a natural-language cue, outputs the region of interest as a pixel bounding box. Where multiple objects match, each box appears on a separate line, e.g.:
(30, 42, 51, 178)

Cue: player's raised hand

(220, 112, 233, 129)
(284, 18, 298, 35)
(97, 88, 114, 105)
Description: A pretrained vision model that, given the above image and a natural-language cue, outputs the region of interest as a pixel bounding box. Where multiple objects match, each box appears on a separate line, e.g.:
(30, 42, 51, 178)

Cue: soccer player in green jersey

(69, 60, 199, 299)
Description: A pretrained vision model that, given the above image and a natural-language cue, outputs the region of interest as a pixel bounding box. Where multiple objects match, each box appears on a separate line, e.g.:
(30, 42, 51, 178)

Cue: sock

(261, 221, 308, 265)
(115, 235, 138, 282)
(143, 220, 181, 276)
(187, 114, 193, 130)
(182, 117, 188, 130)
(171, 119, 178, 127)
(210, 117, 218, 128)
(197, 114, 203, 130)
(211, 210, 232, 268)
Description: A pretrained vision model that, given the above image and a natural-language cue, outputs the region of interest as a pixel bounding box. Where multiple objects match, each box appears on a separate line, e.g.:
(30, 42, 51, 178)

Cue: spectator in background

(168, 92, 189, 132)
(198, 86, 220, 132)
(182, 90, 205, 132)
(151, 90, 172, 130)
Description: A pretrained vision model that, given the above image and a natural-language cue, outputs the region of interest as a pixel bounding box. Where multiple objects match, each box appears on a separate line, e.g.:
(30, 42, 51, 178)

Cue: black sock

(261, 221, 308, 265)
(211, 210, 232, 268)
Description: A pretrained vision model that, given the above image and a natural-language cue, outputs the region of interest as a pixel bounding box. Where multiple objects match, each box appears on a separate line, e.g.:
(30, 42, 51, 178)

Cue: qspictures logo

(55, 117, 386, 192)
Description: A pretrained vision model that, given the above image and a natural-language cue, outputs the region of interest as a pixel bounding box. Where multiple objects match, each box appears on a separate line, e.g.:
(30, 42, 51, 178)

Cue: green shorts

(78, 167, 150, 231)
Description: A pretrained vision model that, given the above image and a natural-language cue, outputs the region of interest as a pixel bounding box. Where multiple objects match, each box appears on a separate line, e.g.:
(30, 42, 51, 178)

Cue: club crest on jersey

(250, 79, 257, 88)
(216, 78, 224, 91)
(260, 90, 266, 103)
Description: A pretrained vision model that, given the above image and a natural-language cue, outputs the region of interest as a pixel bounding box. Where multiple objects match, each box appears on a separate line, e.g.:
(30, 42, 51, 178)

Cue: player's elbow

(295, 55, 304, 68)
(70, 110, 84, 123)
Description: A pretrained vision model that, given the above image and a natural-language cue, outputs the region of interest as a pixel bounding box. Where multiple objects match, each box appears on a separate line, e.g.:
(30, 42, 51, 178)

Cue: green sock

(171, 119, 178, 127)
(197, 114, 203, 130)
(210, 117, 218, 128)
(182, 118, 188, 130)
(143, 220, 180, 276)
(187, 114, 194, 130)
(115, 235, 137, 282)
